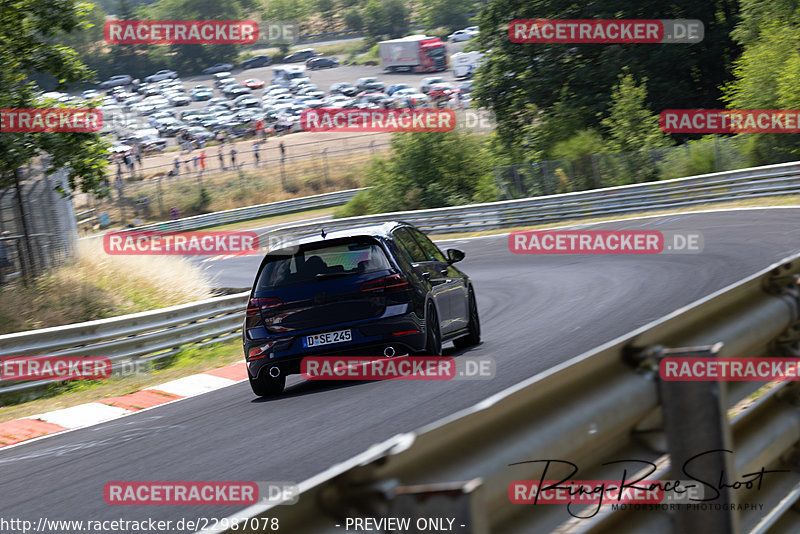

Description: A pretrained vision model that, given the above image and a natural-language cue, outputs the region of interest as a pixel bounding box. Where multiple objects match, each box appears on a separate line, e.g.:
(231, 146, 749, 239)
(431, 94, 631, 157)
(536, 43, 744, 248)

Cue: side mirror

(446, 248, 465, 264)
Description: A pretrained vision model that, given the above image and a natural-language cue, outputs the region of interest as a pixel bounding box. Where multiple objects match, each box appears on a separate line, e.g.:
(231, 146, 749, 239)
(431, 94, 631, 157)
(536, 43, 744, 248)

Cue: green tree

(723, 6, 800, 163)
(339, 131, 494, 216)
(363, 0, 409, 40)
(421, 0, 473, 32)
(264, 0, 310, 22)
(147, 0, 257, 73)
(0, 0, 110, 193)
(474, 0, 740, 159)
(600, 71, 672, 152)
(343, 8, 364, 30)
(316, 0, 336, 17)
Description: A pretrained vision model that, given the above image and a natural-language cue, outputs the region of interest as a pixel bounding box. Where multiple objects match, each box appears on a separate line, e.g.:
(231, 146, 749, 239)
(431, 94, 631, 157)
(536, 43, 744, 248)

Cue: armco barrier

(118, 160, 800, 237)
(201, 253, 800, 534)
(128, 188, 365, 233)
(0, 291, 249, 397)
(261, 160, 800, 241)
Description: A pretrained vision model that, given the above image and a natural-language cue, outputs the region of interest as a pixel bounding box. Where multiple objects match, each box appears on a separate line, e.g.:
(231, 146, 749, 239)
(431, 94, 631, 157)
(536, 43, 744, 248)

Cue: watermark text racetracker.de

(660, 357, 800, 381)
(509, 230, 703, 254)
(0, 356, 112, 381)
(0, 516, 280, 533)
(300, 108, 456, 132)
(103, 230, 259, 255)
(104, 481, 298, 505)
(301, 355, 495, 381)
(661, 109, 800, 133)
(1, 108, 103, 132)
(104, 20, 259, 44)
(509, 19, 704, 43)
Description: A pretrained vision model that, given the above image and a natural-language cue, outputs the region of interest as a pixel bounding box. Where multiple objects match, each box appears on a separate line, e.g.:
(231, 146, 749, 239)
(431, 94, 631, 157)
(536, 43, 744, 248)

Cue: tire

(248, 368, 285, 397)
(453, 288, 481, 349)
(421, 302, 442, 356)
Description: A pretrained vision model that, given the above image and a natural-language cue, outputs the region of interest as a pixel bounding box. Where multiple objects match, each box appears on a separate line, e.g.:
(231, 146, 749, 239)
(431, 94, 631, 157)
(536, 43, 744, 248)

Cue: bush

(190, 187, 212, 213)
(336, 131, 494, 216)
(657, 136, 723, 180)
(0, 240, 212, 334)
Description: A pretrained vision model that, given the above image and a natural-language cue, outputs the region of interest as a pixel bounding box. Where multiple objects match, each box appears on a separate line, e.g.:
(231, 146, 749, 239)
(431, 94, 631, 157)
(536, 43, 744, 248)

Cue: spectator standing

(193, 154, 199, 172)
(124, 153, 135, 177)
(199, 151, 206, 173)
(173, 156, 181, 176)
(230, 146, 237, 168)
(0, 231, 13, 285)
(279, 141, 286, 162)
(218, 146, 226, 170)
(253, 142, 261, 167)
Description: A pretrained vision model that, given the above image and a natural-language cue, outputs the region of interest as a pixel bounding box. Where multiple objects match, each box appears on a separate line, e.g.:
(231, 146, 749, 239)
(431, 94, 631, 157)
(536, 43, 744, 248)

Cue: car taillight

(360, 273, 410, 292)
(248, 341, 277, 360)
(246, 297, 282, 317)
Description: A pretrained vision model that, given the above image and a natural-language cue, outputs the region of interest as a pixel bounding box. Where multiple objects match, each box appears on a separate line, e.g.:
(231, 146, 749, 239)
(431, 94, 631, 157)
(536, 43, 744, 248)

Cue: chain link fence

(0, 162, 78, 282)
(494, 135, 754, 199)
(76, 137, 391, 229)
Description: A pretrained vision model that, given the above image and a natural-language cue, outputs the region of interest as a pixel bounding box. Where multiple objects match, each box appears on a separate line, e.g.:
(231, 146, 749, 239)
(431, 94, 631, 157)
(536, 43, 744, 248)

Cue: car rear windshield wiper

(315, 272, 355, 279)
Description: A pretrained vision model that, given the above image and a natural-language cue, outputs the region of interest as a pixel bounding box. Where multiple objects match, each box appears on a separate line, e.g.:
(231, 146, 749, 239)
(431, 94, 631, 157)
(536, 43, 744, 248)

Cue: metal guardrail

(127, 188, 365, 233)
(0, 291, 249, 397)
(203, 252, 800, 534)
(264, 160, 800, 241)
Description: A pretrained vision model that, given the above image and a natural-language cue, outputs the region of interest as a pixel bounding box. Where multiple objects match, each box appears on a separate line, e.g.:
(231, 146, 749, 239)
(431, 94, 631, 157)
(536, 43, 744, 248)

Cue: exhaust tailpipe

(268, 366, 281, 378)
(384, 346, 396, 357)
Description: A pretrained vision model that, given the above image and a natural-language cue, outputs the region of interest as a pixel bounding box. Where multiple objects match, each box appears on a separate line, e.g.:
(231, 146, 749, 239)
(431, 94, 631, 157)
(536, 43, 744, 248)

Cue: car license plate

(303, 329, 352, 348)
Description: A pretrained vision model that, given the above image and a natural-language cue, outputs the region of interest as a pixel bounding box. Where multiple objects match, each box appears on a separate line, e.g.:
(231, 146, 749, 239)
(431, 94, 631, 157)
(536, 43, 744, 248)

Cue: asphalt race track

(2, 208, 800, 528)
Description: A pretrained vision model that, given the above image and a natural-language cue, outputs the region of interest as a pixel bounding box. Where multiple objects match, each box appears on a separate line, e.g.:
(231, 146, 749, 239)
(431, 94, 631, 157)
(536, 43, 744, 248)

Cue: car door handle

(439, 269, 448, 275)
(421, 271, 431, 280)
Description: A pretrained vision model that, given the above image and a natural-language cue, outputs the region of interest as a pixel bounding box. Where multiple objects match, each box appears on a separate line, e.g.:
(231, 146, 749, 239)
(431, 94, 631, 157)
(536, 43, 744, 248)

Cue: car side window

(393, 229, 428, 263)
(408, 228, 446, 262)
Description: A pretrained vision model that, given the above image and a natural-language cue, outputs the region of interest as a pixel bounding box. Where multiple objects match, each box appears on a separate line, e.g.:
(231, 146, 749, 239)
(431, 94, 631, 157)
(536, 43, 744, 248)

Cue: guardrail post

(645, 343, 742, 534)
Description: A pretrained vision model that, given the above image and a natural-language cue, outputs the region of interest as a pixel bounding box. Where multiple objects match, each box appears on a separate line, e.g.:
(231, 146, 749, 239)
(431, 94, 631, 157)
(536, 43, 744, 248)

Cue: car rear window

(256, 239, 391, 290)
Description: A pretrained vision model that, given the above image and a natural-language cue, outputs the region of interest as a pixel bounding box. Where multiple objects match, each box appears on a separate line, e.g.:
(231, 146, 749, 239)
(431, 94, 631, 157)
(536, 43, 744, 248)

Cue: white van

(272, 65, 308, 88)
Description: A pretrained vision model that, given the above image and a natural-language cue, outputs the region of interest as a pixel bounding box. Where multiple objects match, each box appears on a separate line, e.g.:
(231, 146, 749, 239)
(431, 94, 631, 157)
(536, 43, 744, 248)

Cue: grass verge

(0, 239, 212, 334)
(0, 340, 243, 423)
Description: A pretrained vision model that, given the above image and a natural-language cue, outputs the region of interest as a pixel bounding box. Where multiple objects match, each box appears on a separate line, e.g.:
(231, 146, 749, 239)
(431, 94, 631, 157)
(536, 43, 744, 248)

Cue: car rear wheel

(453, 289, 480, 349)
(421, 303, 442, 356)
(248, 368, 286, 397)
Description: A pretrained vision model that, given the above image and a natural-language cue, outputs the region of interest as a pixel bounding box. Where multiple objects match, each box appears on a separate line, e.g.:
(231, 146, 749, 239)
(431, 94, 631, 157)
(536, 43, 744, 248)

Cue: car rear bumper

(244, 313, 425, 379)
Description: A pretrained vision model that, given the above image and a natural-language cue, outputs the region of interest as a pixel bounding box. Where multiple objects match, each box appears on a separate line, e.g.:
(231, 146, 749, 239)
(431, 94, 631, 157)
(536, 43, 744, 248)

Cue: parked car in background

(284, 48, 316, 63)
(242, 55, 272, 69)
(391, 88, 428, 108)
(420, 76, 446, 93)
(329, 82, 358, 97)
(167, 93, 190, 106)
(203, 63, 234, 75)
(243, 78, 265, 89)
(355, 77, 386, 92)
(448, 29, 475, 42)
(307, 56, 339, 70)
(223, 84, 251, 98)
(427, 82, 456, 100)
(191, 85, 213, 101)
(98, 75, 133, 90)
(185, 126, 215, 142)
(144, 70, 178, 83)
(215, 76, 236, 88)
(386, 83, 413, 96)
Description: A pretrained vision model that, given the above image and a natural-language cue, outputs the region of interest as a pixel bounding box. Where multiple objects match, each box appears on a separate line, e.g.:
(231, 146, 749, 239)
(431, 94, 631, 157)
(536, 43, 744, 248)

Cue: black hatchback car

(306, 56, 339, 70)
(242, 55, 272, 69)
(284, 49, 316, 63)
(243, 222, 480, 396)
